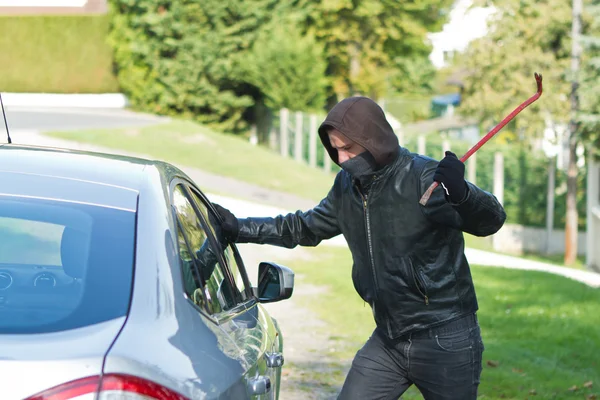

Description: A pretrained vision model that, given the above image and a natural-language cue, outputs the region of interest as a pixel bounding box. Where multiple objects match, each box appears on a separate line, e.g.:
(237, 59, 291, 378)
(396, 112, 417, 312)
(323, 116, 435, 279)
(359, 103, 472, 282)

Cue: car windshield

(0, 195, 136, 334)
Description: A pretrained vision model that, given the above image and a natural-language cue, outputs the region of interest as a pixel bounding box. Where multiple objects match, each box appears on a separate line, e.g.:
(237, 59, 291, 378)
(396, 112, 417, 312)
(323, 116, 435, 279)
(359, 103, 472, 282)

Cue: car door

(172, 180, 281, 399)
(186, 184, 285, 400)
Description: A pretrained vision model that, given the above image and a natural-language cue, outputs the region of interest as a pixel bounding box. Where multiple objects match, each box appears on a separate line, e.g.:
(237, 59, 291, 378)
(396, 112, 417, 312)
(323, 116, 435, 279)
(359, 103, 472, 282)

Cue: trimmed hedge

(108, 0, 281, 132)
(0, 15, 119, 93)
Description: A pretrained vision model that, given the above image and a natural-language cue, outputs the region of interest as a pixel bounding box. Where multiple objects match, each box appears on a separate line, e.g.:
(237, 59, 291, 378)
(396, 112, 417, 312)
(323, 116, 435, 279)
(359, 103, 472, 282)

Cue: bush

(0, 15, 118, 93)
(243, 17, 328, 113)
(109, 0, 281, 133)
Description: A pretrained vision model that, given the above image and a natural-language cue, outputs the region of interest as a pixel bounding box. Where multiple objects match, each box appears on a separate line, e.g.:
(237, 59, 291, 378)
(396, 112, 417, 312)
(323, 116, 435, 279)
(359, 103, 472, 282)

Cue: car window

(172, 185, 239, 315)
(221, 245, 250, 302)
(187, 189, 251, 301)
(0, 196, 136, 334)
(0, 217, 63, 265)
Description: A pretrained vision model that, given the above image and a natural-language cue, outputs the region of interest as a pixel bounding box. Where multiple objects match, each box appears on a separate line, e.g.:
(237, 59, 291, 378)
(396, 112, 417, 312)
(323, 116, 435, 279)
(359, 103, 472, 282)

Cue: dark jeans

(338, 313, 484, 400)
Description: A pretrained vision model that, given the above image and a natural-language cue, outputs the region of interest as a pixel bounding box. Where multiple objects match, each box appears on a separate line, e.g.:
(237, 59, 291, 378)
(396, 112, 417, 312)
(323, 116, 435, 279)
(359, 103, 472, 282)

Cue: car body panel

(0, 317, 126, 400)
(0, 145, 150, 192)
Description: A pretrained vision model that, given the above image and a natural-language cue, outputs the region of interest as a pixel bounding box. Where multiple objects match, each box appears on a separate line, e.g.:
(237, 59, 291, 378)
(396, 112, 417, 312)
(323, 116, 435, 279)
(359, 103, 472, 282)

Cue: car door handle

(247, 375, 271, 395)
(265, 352, 284, 368)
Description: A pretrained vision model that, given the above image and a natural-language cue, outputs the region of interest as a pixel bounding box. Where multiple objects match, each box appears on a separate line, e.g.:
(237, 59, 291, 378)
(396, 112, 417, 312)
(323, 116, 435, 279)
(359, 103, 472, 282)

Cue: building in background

(0, 0, 106, 15)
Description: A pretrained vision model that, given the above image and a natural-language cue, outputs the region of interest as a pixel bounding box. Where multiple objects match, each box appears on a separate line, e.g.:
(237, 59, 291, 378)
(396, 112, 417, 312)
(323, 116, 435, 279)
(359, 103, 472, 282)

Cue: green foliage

(0, 15, 118, 93)
(290, 0, 454, 100)
(403, 134, 588, 230)
(109, 0, 278, 132)
(455, 0, 572, 141)
(390, 56, 438, 96)
(243, 16, 328, 112)
(109, 0, 449, 130)
(579, 1, 600, 159)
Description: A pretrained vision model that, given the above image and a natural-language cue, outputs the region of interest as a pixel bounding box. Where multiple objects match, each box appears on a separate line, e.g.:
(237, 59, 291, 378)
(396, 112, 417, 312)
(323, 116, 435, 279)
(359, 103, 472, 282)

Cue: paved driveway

(2, 106, 166, 132)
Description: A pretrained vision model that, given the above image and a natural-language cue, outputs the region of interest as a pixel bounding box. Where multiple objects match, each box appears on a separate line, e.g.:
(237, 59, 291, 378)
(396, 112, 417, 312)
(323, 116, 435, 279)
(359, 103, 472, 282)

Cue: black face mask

(340, 151, 378, 179)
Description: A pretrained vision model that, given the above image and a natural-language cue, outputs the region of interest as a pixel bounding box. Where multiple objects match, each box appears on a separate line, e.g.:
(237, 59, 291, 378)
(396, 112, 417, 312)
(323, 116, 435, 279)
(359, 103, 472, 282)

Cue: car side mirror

(255, 262, 294, 303)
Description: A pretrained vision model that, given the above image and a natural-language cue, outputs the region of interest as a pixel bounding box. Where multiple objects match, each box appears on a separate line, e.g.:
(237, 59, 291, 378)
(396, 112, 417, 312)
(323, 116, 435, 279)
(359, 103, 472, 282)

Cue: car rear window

(0, 195, 136, 334)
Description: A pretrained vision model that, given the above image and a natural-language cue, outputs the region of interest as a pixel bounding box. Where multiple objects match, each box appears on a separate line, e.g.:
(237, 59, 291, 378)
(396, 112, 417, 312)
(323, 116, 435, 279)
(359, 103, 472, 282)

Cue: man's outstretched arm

(214, 178, 342, 248)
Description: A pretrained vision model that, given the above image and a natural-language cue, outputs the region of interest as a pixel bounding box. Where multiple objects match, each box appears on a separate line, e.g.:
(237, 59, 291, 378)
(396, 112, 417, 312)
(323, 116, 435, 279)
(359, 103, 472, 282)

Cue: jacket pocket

(351, 262, 371, 303)
(408, 256, 429, 305)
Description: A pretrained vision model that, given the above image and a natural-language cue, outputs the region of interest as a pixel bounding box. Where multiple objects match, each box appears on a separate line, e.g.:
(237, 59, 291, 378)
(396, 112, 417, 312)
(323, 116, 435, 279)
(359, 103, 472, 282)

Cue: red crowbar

(419, 72, 543, 206)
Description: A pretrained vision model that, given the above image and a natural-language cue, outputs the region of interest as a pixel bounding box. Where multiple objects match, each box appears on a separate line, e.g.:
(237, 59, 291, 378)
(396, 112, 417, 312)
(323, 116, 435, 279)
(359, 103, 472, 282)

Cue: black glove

(212, 203, 239, 243)
(433, 151, 468, 204)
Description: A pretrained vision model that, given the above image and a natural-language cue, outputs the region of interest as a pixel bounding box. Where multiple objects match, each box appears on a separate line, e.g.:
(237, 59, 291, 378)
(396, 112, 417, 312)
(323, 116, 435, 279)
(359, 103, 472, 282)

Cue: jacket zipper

(358, 186, 390, 335)
(359, 191, 378, 293)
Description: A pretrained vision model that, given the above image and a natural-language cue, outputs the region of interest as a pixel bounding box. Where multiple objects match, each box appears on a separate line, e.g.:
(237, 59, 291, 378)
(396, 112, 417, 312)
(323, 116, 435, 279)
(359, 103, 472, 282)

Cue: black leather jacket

(236, 147, 506, 339)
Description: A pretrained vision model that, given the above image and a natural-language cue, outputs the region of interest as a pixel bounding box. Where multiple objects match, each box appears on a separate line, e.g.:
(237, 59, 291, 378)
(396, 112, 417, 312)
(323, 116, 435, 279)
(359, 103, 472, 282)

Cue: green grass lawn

(46, 119, 335, 202)
(286, 246, 600, 400)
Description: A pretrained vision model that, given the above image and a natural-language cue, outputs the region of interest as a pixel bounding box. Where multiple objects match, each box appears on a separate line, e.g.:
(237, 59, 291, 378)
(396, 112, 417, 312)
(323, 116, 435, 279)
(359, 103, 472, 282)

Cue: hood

(318, 96, 400, 168)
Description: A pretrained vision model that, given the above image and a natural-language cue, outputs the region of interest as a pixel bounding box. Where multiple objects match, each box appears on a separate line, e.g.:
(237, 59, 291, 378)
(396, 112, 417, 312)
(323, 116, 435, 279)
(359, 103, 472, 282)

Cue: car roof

(0, 144, 179, 211)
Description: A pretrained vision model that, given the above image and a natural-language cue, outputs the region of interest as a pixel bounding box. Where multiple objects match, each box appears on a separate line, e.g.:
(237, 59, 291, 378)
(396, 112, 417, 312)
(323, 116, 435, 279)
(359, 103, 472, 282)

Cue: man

(213, 96, 506, 399)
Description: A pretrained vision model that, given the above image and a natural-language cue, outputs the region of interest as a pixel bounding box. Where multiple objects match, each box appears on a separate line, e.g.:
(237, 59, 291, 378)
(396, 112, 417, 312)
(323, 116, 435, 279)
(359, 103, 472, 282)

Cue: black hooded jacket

(236, 97, 506, 339)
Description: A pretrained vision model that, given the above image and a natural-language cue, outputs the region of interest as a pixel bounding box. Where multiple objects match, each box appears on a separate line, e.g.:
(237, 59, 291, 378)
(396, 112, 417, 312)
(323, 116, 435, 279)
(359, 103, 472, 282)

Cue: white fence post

(249, 124, 258, 146)
(442, 139, 451, 158)
(269, 127, 277, 151)
(280, 108, 289, 158)
(467, 152, 476, 184)
(397, 124, 404, 147)
(324, 151, 332, 173)
(309, 114, 318, 168)
(545, 156, 556, 254)
(295, 111, 303, 162)
(418, 135, 426, 155)
(586, 157, 600, 270)
(494, 152, 504, 205)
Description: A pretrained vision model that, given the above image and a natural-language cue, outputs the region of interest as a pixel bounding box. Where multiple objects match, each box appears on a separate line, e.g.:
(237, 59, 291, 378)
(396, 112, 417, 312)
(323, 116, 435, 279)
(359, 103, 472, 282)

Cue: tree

(452, 0, 587, 264)
(456, 0, 600, 265)
(455, 0, 572, 142)
(567, 0, 583, 266)
(391, 56, 438, 95)
(109, 0, 279, 132)
(579, 0, 600, 161)
(243, 16, 329, 113)
(288, 0, 453, 102)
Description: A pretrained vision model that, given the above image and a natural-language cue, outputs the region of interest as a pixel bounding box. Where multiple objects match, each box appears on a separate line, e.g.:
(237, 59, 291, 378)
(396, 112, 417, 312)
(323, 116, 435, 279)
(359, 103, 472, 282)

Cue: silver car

(0, 144, 294, 400)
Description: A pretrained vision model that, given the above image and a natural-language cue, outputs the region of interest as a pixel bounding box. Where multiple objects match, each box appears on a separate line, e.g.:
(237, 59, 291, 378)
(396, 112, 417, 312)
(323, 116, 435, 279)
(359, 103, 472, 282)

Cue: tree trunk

(565, 0, 583, 265)
(545, 156, 556, 255)
(348, 41, 361, 96)
(565, 140, 579, 265)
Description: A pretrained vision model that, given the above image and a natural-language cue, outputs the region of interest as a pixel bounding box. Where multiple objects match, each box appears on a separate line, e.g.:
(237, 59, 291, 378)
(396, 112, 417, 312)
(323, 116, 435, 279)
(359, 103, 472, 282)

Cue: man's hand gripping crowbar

(419, 72, 544, 206)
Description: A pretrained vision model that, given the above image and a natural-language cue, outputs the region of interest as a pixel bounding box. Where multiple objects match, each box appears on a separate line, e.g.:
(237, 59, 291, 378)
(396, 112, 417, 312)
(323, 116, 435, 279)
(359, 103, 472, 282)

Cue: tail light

(25, 373, 190, 400)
